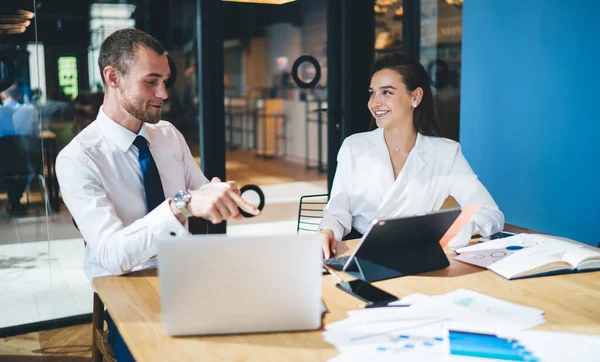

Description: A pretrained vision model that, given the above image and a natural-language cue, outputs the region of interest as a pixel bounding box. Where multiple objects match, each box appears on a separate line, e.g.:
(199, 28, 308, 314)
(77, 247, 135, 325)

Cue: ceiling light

(0, 11, 34, 23)
(0, 9, 34, 32)
(0, 15, 28, 22)
(0, 16, 30, 24)
(374, 31, 390, 50)
(0, 23, 28, 29)
(17, 9, 35, 19)
(222, 0, 296, 4)
(0, 27, 26, 34)
(374, 5, 389, 14)
(375, 0, 398, 6)
(445, 0, 463, 8)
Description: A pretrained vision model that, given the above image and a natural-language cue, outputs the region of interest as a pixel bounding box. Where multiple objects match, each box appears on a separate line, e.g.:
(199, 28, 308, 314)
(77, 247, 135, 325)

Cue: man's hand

(211, 177, 241, 197)
(320, 229, 338, 259)
(187, 181, 260, 224)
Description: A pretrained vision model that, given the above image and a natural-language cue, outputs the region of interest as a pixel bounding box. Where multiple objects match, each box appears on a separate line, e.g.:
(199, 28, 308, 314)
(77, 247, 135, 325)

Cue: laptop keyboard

(324, 255, 351, 271)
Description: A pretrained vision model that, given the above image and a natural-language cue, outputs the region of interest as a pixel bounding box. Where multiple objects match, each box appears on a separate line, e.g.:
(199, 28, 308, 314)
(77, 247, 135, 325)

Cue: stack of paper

(497, 330, 600, 361)
(327, 329, 600, 362)
(430, 289, 546, 330)
(323, 289, 547, 361)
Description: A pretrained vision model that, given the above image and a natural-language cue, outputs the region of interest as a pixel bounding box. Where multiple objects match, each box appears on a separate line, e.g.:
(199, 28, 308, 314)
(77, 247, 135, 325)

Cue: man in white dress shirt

(56, 28, 259, 361)
(57, 29, 259, 280)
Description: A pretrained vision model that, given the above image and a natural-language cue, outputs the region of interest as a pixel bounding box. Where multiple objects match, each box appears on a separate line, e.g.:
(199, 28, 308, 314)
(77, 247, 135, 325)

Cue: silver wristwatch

(173, 190, 192, 218)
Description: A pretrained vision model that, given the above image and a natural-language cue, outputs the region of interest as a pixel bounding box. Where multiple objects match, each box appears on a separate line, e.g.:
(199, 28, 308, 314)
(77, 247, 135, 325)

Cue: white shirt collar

(96, 106, 151, 152)
(414, 132, 433, 153)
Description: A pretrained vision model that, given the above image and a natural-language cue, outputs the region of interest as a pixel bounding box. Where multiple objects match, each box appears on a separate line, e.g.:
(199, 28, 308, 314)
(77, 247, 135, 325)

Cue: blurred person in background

(0, 84, 23, 136)
(0, 84, 39, 215)
(0, 84, 39, 137)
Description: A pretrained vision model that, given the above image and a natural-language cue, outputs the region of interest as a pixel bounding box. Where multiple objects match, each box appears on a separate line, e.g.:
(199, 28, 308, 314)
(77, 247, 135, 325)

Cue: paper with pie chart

(454, 246, 529, 268)
(453, 233, 549, 268)
(455, 233, 566, 253)
(435, 288, 544, 322)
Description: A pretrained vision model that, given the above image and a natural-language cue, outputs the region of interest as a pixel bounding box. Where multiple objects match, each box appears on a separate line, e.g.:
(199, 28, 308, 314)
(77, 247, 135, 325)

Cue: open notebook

(454, 234, 600, 280)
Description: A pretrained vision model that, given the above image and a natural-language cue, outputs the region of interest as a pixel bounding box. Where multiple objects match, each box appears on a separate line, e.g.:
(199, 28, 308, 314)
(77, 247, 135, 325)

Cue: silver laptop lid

(157, 233, 322, 336)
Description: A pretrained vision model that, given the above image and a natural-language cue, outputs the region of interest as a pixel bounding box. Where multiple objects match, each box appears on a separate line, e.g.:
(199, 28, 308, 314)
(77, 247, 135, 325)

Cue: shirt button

(170, 232, 176, 236)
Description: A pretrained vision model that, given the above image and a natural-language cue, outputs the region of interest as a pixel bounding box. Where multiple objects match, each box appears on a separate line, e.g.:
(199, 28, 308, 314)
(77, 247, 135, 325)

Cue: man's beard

(120, 88, 161, 124)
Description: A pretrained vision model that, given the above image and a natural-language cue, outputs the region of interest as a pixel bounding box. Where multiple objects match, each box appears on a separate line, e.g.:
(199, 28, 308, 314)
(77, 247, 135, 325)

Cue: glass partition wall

(420, 0, 462, 141)
(0, 0, 91, 335)
(0, 0, 208, 335)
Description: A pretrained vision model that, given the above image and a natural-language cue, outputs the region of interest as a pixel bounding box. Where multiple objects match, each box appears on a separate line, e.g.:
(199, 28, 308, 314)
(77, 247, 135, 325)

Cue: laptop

(324, 208, 461, 282)
(157, 234, 323, 336)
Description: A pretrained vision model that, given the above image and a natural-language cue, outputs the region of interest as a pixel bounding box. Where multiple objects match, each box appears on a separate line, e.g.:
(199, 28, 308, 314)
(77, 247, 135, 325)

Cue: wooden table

(93, 230, 600, 361)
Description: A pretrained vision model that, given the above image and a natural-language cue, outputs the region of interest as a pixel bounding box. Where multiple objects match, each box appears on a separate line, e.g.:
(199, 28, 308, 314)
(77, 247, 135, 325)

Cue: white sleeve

(447, 144, 505, 246)
(56, 154, 190, 276)
(174, 127, 209, 190)
(319, 140, 353, 241)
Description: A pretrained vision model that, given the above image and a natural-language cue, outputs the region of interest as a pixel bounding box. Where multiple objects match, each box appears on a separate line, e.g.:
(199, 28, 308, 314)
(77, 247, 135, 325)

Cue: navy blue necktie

(133, 136, 165, 213)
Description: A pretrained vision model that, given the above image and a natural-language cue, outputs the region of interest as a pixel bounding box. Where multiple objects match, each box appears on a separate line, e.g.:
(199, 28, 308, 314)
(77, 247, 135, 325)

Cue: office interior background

(0, 0, 598, 357)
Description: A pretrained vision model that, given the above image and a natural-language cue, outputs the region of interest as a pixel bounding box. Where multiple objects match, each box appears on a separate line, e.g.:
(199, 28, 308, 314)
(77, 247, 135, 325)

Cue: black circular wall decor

(291, 55, 321, 89)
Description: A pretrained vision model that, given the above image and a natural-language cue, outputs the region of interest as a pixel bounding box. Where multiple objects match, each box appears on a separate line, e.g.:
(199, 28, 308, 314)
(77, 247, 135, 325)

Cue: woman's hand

(320, 229, 338, 259)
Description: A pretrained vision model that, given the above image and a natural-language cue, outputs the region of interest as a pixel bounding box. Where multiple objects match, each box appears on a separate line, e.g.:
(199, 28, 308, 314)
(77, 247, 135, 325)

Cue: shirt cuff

(319, 220, 344, 242)
(447, 220, 476, 249)
(144, 200, 191, 240)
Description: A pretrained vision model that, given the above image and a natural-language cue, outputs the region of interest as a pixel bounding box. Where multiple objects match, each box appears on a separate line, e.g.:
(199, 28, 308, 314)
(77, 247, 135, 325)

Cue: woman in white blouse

(319, 53, 504, 258)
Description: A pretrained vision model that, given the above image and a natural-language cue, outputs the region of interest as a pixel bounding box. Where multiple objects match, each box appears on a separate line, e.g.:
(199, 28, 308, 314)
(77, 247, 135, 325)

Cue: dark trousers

(105, 311, 136, 362)
(3, 178, 28, 206)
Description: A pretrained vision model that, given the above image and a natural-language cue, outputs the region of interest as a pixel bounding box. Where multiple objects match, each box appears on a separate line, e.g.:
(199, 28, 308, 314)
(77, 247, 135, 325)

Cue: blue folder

(449, 330, 538, 361)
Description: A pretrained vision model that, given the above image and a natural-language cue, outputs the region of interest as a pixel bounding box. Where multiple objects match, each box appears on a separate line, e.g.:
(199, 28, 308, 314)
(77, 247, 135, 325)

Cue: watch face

(174, 190, 190, 206)
(173, 191, 191, 217)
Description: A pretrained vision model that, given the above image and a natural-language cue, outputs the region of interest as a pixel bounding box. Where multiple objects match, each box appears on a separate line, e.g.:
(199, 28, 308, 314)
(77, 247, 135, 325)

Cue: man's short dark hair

(98, 28, 165, 85)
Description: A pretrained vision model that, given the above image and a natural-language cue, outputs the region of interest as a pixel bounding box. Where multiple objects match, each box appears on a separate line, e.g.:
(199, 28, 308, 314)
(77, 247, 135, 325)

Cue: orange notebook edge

(439, 204, 481, 247)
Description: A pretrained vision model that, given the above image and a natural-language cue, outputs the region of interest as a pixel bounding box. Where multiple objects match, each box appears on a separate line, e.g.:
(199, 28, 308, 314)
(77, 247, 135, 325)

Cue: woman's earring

(412, 101, 418, 108)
